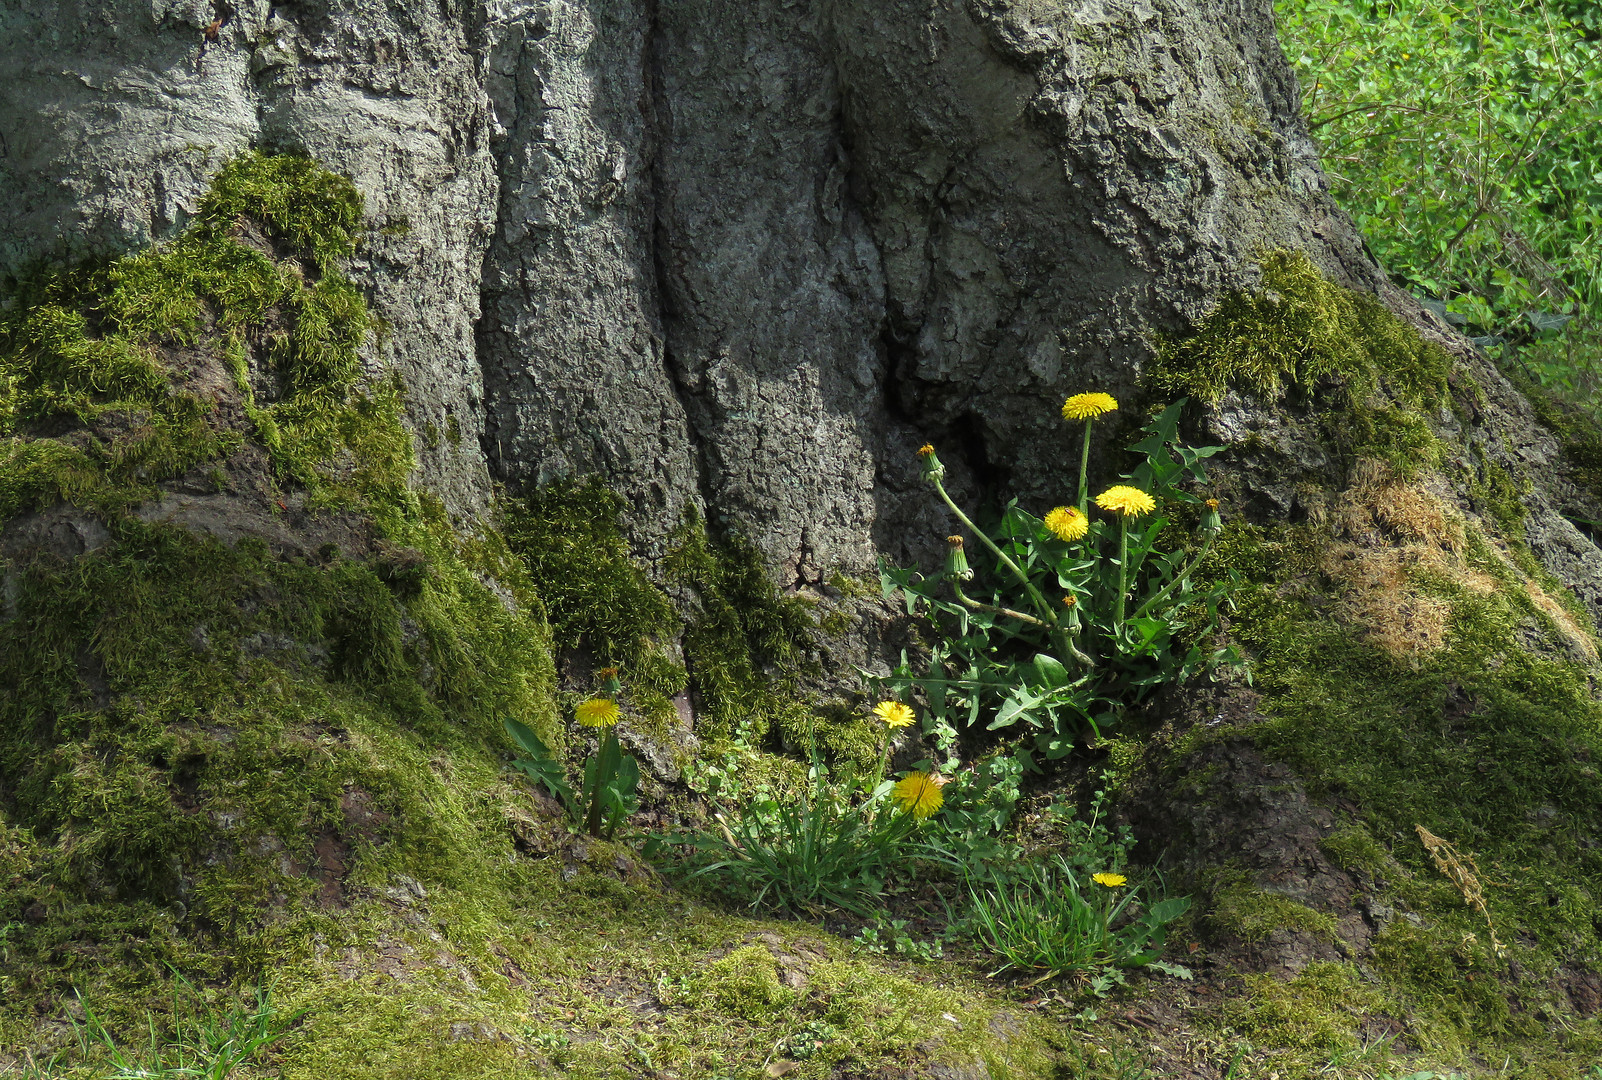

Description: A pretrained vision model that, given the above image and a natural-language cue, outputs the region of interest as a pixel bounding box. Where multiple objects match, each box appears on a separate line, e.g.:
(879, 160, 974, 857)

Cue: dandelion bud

(1061, 594, 1083, 632)
(917, 443, 945, 484)
(1198, 497, 1223, 538)
(945, 535, 972, 581)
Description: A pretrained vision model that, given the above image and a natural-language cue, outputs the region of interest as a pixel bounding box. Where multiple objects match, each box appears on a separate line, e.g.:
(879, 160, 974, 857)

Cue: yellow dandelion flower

(1205, 498, 1220, 510)
(1091, 872, 1127, 887)
(1043, 505, 1088, 541)
(917, 443, 936, 456)
(1061, 392, 1119, 421)
(892, 772, 945, 820)
(575, 698, 620, 727)
(873, 701, 916, 729)
(1094, 485, 1157, 517)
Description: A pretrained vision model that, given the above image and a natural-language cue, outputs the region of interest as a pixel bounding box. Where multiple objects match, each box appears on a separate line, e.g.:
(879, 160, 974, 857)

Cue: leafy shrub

(1276, 0, 1602, 394)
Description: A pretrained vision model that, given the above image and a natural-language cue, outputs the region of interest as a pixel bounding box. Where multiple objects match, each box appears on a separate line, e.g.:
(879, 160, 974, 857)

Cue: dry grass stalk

(1414, 824, 1504, 957)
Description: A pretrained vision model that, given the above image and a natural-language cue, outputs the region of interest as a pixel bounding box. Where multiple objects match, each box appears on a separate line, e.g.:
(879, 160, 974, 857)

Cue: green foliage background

(1275, 0, 1602, 396)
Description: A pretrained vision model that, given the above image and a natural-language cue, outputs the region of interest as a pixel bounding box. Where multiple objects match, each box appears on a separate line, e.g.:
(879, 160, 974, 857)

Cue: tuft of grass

(961, 856, 1190, 982)
(67, 974, 302, 1080)
(665, 782, 918, 916)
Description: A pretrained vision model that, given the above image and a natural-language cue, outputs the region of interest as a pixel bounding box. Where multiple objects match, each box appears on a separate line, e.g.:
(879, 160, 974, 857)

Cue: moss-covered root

(0, 150, 402, 523)
(0, 151, 557, 1070)
(5, 860, 1068, 1077)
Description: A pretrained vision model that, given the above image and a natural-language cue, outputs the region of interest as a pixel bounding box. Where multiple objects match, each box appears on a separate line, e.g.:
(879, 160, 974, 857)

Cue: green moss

(664, 508, 820, 747)
(0, 513, 557, 900)
(1207, 878, 1342, 946)
(795, 702, 883, 771)
(1370, 920, 1524, 1053)
(9, 864, 1067, 1078)
(820, 609, 853, 637)
(198, 153, 363, 275)
(1149, 250, 1452, 475)
(687, 944, 796, 1019)
(1466, 445, 1530, 539)
(1198, 516, 1602, 1073)
(1219, 963, 1384, 1055)
(1094, 734, 1146, 794)
(0, 152, 552, 1062)
(1347, 401, 1443, 473)
(825, 570, 879, 600)
(0, 150, 399, 521)
(1456, 469, 1602, 647)
(0, 498, 572, 1065)
(502, 478, 676, 665)
(501, 477, 686, 737)
(503, 482, 851, 761)
(1319, 824, 1392, 878)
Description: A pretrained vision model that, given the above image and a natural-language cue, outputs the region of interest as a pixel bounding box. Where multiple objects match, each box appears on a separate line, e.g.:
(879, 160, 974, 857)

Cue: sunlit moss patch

(1149, 250, 1452, 475)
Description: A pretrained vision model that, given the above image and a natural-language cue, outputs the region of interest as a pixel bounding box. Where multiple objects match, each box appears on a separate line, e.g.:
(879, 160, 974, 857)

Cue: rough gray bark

(6, 0, 1598, 626)
(2, 0, 1373, 572)
(476, 0, 1383, 579)
(0, 0, 497, 521)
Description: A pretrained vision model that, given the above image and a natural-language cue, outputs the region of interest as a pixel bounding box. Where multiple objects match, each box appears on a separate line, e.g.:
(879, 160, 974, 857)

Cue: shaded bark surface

(5, 0, 1382, 572)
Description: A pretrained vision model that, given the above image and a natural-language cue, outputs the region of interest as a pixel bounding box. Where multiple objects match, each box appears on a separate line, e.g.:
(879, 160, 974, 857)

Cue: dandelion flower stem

(1114, 516, 1130, 633)
(949, 580, 1094, 667)
(1077, 420, 1094, 515)
(930, 475, 1059, 629)
(1132, 533, 1217, 622)
(950, 581, 1049, 627)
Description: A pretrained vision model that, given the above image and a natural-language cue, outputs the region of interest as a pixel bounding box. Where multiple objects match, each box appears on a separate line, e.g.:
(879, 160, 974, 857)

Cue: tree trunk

(4, 0, 1601, 1072)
